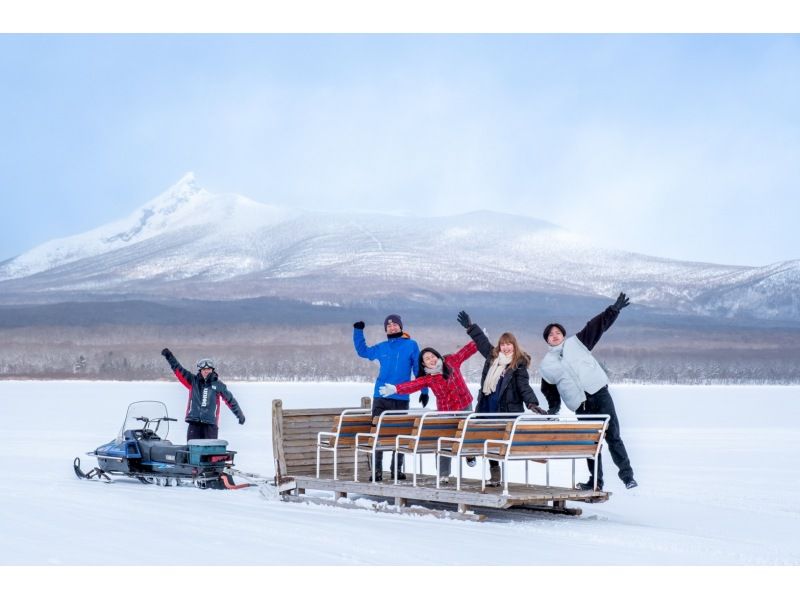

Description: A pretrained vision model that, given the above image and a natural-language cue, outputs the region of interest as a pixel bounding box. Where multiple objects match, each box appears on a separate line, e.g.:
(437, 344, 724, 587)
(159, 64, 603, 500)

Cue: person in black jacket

(539, 293, 637, 491)
(161, 348, 245, 441)
(457, 310, 546, 486)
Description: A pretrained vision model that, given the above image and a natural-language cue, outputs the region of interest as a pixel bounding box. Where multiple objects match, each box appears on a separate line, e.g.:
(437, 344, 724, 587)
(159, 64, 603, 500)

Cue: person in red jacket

(378, 341, 477, 484)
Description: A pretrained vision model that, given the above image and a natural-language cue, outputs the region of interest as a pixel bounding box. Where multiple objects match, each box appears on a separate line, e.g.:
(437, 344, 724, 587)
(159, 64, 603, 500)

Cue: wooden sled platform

(272, 399, 610, 522)
(279, 473, 609, 521)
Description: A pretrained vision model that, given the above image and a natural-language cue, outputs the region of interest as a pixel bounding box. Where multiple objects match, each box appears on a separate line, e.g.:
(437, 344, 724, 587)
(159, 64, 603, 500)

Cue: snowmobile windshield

(118, 401, 171, 442)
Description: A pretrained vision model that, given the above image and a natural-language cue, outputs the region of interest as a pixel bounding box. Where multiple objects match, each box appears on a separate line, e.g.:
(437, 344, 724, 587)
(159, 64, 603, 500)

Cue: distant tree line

(2, 322, 800, 384)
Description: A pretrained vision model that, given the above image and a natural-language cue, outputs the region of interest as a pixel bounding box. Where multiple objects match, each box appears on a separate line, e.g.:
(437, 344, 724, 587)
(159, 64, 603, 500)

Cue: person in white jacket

(539, 293, 638, 491)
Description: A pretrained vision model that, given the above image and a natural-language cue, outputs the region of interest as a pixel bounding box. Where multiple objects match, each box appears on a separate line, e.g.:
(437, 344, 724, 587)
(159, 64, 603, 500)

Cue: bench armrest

(317, 431, 338, 447)
(355, 432, 376, 447)
(437, 437, 462, 454)
(395, 434, 419, 453)
(483, 439, 510, 456)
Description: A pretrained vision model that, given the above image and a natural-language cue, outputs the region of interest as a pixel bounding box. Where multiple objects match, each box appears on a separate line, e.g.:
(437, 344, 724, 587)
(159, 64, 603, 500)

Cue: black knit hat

(543, 323, 566, 342)
(384, 314, 403, 330)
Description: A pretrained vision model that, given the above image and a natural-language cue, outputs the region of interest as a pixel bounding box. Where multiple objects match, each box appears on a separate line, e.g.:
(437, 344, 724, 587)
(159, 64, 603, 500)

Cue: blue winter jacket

(353, 328, 425, 400)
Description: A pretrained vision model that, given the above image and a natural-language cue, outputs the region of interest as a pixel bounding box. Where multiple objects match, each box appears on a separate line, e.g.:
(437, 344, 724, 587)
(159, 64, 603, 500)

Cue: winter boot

(625, 478, 638, 489)
(486, 463, 502, 487)
(576, 479, 603, 491)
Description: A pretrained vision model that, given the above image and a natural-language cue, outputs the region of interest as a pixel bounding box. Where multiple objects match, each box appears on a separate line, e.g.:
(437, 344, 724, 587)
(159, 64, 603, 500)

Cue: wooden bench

(482, 414, 610, 495)
(436, 414, 518, 490)
(316, 408, 374, 480)
(354, 410, 423, 483)
(394, 411, 472, 486)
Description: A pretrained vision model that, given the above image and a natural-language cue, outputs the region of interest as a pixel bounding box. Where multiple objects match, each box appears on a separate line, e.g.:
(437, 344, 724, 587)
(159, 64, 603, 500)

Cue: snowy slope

(1, 381, 799, 567)
(1, 174, 798, 320)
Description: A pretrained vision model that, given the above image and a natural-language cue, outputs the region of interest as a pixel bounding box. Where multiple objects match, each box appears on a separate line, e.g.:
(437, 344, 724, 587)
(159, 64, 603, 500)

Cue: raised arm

(458, 310, 494, 359)
(161, 348, 193, 389)
(450, 340, 479, 368)
(352, 323, 379, 360)
(575, 293, 629, 350)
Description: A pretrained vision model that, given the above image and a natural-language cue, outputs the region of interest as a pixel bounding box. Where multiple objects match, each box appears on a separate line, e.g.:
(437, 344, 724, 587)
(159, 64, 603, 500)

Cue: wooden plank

(271, 400, 287, 479)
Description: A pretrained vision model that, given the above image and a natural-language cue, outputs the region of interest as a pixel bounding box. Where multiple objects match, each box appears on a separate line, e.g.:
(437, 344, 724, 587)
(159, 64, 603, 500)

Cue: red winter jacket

(393, 341, 478, 411)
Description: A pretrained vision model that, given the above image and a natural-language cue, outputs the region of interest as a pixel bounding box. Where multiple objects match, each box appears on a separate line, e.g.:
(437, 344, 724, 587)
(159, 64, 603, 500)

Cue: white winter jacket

(539, 336, 609, 411)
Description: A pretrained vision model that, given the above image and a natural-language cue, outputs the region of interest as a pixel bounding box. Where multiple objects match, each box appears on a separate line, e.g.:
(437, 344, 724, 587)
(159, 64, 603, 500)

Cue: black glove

(612, 292, 630, 311)
(547, 407, 560, 416)
(456, 310, 472, 329)
(527, 403, 547, 415)
(161, 348, 172, 358)
(353, 321, 365, 330)
(419, 393, 429, 408)
(238, 414, 246, 425)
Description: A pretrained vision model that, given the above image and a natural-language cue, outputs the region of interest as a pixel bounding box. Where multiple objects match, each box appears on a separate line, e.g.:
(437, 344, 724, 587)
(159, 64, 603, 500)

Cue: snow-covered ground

(2, 381, 799, 576)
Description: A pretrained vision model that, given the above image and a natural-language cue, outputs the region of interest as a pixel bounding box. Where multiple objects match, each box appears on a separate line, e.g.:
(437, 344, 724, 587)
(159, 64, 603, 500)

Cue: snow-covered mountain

(2, 174, 798, 321)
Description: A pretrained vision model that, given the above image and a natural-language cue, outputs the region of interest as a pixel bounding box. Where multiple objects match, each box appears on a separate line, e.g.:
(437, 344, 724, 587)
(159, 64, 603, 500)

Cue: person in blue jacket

(353, 314, 427, 481)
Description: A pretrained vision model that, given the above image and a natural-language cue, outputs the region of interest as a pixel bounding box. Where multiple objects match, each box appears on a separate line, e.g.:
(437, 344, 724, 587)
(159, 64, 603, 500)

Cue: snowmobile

(73, 400, 249, 489)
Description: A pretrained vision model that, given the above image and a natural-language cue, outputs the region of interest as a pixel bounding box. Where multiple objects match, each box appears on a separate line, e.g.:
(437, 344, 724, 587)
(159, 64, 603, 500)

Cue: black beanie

(384, 314, 403, 330)
(543, 323, 566, 341)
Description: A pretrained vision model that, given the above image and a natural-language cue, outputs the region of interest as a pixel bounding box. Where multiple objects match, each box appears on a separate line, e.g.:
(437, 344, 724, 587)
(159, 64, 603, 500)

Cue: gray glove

(527, 403, 547, 415)
(378, 383, 397, 398)
(238, 414, 246, 425)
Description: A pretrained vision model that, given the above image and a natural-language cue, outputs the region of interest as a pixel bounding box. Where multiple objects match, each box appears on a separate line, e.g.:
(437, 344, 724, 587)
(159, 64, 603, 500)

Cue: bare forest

(2, 321, 799, 384)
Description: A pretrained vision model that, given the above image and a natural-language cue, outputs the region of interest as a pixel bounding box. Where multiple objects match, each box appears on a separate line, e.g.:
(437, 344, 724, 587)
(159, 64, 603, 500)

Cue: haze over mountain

(1, 173, 798, 322)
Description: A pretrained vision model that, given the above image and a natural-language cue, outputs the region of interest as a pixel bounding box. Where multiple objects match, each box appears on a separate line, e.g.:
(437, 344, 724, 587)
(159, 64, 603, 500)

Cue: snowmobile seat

(140, 439, 182, 463)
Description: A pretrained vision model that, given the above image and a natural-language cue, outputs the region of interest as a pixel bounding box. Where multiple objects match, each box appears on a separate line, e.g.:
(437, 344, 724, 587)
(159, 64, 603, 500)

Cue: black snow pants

(575, 385, 634, 486)
(187, 421, 219, 441)
(370, 398, 408, 475)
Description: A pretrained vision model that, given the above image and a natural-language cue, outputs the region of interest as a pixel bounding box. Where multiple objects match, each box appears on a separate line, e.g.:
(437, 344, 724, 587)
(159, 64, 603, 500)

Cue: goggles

(196, 358, 216, 370)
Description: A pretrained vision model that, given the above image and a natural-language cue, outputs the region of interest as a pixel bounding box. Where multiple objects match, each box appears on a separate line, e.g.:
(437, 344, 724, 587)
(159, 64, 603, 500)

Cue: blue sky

(1, 34, 798, 266)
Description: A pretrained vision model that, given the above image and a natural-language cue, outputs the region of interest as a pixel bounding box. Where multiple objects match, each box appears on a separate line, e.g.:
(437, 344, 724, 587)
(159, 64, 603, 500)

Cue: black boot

(576, 479, 603, 491)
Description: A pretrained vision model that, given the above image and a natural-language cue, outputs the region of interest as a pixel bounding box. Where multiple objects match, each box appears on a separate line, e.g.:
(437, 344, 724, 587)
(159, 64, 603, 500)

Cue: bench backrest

(328, 411, 374, 447)
(496, 415, 609, 458)
(362, 411, 421, 448)
(454, 415, 518, 455)
(396, 412, 471, 452)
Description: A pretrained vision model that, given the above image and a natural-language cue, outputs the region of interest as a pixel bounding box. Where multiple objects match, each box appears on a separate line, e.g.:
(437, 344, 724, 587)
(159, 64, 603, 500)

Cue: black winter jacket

(164, 353, 244, 425)
(540, 305, 620, 414)
(466, 324, 540, 414)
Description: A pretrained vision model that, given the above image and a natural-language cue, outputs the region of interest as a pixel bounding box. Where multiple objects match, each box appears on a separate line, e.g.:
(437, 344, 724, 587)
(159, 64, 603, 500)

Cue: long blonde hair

(490, 332, 531, 369)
